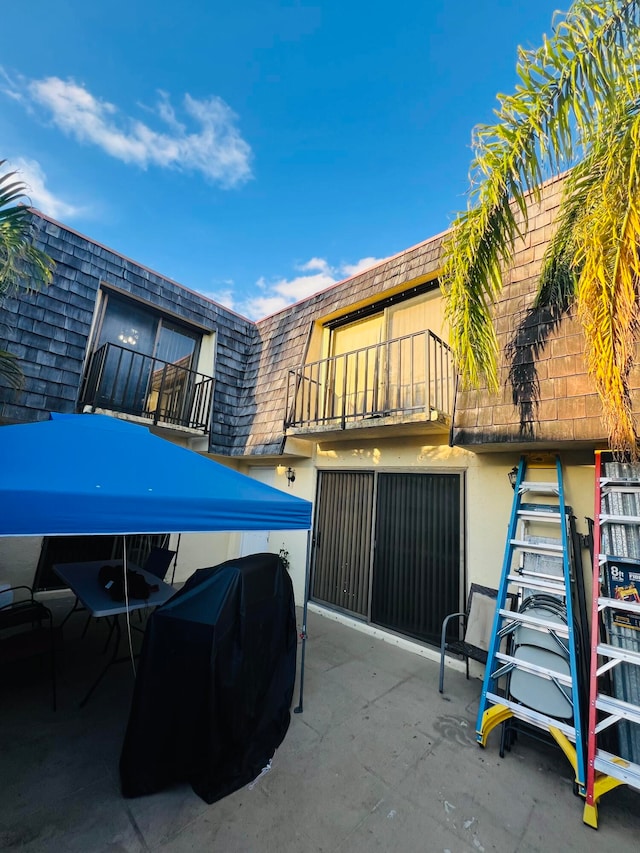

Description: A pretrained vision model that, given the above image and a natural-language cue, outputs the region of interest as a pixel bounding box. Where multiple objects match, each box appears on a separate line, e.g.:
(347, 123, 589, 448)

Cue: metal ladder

(583, 451, 640, 828)
(475, 455, 587, 795)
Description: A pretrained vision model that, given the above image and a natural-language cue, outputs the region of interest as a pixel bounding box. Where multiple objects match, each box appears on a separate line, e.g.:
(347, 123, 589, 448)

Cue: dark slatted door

(371, 472, 462, 645)
(312, 471, 374, 616)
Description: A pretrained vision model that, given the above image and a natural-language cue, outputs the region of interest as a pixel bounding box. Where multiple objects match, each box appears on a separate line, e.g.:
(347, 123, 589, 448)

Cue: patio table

(53, 560, 175, 706)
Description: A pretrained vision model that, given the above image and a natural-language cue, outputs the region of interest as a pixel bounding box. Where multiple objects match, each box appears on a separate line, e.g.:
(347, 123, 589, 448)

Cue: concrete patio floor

(1, 597, 639, 852)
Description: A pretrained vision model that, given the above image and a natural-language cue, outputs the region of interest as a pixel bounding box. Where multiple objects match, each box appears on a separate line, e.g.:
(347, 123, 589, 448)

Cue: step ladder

(583, 451, 640, 828)
(476, 455, 587, 795)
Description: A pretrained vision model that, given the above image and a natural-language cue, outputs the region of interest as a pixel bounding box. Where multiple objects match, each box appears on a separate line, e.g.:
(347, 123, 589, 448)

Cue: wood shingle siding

(1, 173, 620, 456)
(244, 235, 445, 455)
(450, 174, 608, 450)
(0, 213, 256, 454)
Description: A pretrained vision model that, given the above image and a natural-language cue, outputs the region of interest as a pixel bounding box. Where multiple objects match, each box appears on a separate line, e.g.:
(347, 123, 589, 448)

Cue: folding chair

(142, 547, 176, 583)
(0, 586, 58, 709)
(439, 583, 516, 694)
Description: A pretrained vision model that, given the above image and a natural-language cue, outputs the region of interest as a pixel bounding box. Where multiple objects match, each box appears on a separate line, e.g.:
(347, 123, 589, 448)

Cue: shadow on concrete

(0, 596, 638, 851)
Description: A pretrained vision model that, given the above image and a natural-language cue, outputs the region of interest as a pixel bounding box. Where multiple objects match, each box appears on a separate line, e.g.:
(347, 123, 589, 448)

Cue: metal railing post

(280, 329, 453, 431)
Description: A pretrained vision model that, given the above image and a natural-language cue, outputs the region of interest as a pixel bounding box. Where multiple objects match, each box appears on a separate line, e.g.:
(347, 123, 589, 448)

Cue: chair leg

(465, 657, 470, 680)
(102, 617, 117, 654)
(81, 613, 93, 639)
(50, 626, 57, 711)
(439, 638, 446, 694)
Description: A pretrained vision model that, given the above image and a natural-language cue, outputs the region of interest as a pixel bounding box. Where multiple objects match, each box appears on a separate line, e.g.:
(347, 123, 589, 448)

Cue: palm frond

(443, 0, 640, 391)
(0, 158, 55, 299)
(0, 158, 55, 386)
(573, 105, 640, 456)
(0, 348, 23, 389)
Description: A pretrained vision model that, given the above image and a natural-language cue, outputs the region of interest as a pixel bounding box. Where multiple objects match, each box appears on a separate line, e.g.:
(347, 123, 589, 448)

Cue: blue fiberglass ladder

(475, 454, 587, 796)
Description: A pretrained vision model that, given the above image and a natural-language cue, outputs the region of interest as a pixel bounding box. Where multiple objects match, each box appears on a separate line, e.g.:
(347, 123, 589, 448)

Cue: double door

(312, 470, 463, 645)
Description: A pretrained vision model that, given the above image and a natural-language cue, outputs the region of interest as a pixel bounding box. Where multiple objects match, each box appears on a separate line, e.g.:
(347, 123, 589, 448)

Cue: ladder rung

(518, 481, 559, 495)
(596, 694, 640, 726)
(510, 539, 564, 555)
(517, 509, 562, 523)
(516, 567, 565, 583)
(601, 477, 640, 490)
(594, 749, 640, 789)
(597, 644, 640, 668)
(498, 609, 569, 636)
(600, 514, 640, 525)
(484, 692, 576, 740)
(507, 574, 566, 595)
(493, 652, 573, 687)
(598, 597, 640, 616)
(520, 502, 562, 512)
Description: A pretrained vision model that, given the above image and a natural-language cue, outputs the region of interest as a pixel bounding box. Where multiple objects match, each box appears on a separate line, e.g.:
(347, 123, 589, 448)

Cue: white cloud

(206, 286, 236, 312)
(297, 257, 332, 274)
(242, 294, 291, 318)
(4, 71, 252, 188)
(267, 270, 338, 302)
(10, 156, 82, 220)
(341, 256, 384, 277)
(218, 254, 387, 320)
(0, 67, 23, 102)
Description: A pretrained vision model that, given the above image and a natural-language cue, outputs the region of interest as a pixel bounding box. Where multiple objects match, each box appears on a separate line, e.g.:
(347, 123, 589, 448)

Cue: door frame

(311, 466, 467, 637)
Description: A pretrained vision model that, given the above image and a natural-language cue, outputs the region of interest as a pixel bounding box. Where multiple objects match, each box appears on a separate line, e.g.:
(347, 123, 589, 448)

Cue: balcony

(285, 329, 455, 440)
(80, 342, 214, 433)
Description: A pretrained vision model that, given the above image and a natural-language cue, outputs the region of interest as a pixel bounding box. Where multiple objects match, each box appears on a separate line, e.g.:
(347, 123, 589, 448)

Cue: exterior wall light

(286, 467, 296, 486)
(508, 466, 519, 490)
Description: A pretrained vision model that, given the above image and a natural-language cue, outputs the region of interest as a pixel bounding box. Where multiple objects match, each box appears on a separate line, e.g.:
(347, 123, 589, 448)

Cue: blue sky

(2, 1, 563, 319)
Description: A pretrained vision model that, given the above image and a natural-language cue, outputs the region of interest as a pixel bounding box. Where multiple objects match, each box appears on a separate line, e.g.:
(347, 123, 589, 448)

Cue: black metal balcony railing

(81, 342, 214, 433)
(285, 329, 454, 431)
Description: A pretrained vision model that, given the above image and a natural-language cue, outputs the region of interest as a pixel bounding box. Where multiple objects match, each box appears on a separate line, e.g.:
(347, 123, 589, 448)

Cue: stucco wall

(0, 443, 594, 631)
(0, 538, 45, 590)
(169, 531, 235, 582)
(263, 437, 596, 614)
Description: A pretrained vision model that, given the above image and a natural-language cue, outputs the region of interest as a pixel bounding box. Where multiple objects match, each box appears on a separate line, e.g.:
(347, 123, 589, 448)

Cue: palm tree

(443, 0, 640, 456)
(0, 160, 54, 387)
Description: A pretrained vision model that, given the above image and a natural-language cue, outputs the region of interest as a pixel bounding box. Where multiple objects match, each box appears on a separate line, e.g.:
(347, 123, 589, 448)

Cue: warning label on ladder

(605, 557, 640, 630)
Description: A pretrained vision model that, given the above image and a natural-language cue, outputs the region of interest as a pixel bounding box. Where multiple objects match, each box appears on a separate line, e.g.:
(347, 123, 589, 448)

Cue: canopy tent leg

(170, 534, 181, 585)
(294, 529, 312, 714)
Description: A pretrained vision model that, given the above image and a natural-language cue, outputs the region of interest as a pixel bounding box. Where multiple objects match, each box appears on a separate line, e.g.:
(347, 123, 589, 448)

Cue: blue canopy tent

(0, 412, 314, 711)
(0, 413, 311, 536)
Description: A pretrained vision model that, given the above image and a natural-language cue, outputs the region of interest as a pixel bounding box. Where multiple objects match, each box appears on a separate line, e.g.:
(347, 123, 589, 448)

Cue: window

(286, 282, 454, 429)
(324, 287, 449, 417)
(328, 314, 384, 419)
(87, 292, 204, 424)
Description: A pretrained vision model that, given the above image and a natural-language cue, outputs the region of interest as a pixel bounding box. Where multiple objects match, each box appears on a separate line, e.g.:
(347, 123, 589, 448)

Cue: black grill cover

(119, 553, 297, 803)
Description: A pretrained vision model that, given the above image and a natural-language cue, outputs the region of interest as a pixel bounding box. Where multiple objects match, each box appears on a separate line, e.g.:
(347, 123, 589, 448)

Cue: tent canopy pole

(294, 528, 312, 714)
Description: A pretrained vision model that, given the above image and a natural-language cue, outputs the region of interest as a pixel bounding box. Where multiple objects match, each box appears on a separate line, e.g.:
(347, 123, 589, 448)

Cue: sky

(1, 0, 564, 320)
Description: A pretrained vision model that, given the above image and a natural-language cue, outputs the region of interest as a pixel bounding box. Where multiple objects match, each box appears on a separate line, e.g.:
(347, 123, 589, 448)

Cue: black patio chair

(133, 547, 176, 627)
(143, 547, 176, 583)
(439, 583, 516, 694)
(0, 585, 58, 710)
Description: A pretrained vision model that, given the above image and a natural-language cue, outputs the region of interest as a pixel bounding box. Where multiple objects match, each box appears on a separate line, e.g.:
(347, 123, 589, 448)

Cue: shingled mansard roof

(7, 212, 256, 455)
(10, 173, 591, 458)
(243, 232, 446, 456)
(450, 173, 616, 450)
